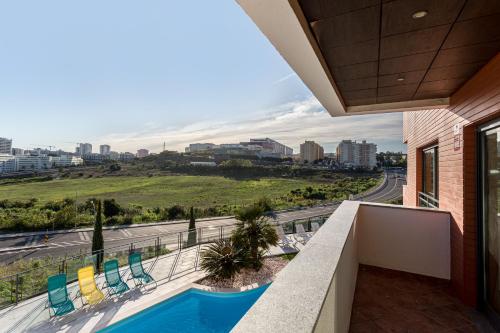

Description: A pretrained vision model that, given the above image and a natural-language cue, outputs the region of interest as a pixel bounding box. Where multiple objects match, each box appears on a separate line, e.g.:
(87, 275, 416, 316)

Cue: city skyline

(0, 0, 404, 154)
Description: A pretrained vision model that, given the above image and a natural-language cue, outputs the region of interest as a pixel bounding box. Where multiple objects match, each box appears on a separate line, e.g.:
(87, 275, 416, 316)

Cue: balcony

(233, 201, 490, 332)
(418, 191, 439, 208)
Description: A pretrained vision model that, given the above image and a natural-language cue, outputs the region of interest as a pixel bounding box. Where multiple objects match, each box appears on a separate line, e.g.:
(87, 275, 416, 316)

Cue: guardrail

(418, 191, 439, 208)
(0, 215, 329, 309)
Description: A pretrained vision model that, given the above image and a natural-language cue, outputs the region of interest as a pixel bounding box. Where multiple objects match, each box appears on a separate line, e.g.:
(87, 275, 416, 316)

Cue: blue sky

(0, 0, 405, 154)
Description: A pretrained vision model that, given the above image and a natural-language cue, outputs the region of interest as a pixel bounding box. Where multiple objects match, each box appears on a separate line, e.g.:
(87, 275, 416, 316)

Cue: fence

(0, 215, 329, 309)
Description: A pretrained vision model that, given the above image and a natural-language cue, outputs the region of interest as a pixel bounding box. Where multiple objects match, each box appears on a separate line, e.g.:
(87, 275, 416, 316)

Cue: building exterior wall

(300, 140, 324, 162)
(0, 138, 12, 154)
(136, 149, 149, 158)
(78, 143, 92, 155)
(336, 140, 377, 168)
(100, 145, 111, 155)
(403, 54, 500, 306)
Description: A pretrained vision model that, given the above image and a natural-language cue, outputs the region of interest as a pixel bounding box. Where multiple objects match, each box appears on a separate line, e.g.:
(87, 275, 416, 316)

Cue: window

(419, 145, 439, 208)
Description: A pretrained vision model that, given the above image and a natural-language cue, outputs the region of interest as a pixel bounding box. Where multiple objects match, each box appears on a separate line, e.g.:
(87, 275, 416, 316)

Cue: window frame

(422, 145, 439, 199)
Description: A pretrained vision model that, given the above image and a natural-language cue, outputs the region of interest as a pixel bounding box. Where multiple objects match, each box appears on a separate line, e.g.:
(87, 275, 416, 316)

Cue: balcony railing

(233, 201, 451, 333)
(418, 191, 439, 208)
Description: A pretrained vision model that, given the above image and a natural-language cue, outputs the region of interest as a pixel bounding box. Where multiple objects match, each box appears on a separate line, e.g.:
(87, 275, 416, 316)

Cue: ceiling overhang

(236, 0, 500, 117)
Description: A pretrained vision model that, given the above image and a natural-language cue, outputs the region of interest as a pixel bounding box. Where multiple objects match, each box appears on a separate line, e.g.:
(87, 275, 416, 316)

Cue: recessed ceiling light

(412, 10, 428, 19)
(397, 77, 405, 82)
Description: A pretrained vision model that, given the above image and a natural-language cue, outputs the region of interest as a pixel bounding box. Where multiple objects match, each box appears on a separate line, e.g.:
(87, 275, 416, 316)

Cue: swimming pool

(98, 284, 269, 333)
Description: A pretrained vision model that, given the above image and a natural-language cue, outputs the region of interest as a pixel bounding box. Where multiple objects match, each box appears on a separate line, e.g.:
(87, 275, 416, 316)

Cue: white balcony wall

(357, 203, 450, 279)
(232, 201, 451, 333)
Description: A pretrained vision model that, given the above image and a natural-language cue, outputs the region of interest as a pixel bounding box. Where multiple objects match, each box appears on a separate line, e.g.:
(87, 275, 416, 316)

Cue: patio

(0, 233, 305, 333)
(350, 265, 494, 333)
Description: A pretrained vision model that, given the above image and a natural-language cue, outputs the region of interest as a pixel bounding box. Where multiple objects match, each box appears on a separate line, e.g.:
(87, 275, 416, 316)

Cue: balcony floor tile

(350, 265, 495, 333)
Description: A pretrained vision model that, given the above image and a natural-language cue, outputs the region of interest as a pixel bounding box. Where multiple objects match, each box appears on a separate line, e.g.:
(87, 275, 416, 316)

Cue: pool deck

(0, 233, 305, 333)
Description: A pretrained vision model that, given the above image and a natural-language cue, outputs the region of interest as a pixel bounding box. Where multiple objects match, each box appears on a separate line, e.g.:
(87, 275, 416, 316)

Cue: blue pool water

(98, 284, 269, 333)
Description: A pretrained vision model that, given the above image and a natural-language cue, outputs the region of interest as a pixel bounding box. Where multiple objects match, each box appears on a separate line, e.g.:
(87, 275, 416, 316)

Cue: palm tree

(200, 239, 245, 279)
(232, 204, 278, 270)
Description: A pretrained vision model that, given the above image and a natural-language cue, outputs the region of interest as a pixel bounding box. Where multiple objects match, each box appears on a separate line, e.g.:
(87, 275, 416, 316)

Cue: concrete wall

(358, 203, 451, 279)
(232, 201, 361, 333)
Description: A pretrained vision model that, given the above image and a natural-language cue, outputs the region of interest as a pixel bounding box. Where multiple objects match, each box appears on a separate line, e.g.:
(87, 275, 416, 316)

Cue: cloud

(97, 96, 405, 153)
(272, 73, 297, 85)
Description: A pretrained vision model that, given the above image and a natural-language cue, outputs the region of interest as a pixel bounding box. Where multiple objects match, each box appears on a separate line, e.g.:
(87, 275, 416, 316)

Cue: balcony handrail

(418, 191, 439, 208)
(0, 214, 329, 308)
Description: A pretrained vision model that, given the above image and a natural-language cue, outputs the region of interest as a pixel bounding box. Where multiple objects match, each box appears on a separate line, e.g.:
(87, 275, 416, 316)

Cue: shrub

(200, 239, 245, 280)
(109, 163, 121, 172)
(103, 199, 121, 218)
(256, 197, 274, 213)
(167, 205, 185, 220)
(53, 205, 77, 228)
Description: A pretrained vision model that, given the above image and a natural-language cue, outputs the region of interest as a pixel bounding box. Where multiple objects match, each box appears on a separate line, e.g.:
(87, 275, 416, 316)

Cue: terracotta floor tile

(349, 265, 489, 333)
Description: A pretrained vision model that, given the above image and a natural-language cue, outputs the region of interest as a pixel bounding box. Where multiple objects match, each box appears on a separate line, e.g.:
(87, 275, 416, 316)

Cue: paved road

(0, 171, 405, 263)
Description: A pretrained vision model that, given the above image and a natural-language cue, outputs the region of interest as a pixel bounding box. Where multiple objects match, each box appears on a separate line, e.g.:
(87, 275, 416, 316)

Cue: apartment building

(0, 137, 12, 154)
(237, 0, 500, 330)
(51, 155, 83, 167)
(336, 140, 377, 169)
(136, 149, 149, 158)
(99, 144, 111, 155)
(299, 140, 324, 162)
(243, 138, 293, 157)
(77, 143, 92, 155)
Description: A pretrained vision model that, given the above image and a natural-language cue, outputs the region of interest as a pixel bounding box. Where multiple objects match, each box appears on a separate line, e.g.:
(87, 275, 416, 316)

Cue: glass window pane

(423, 148, 436, 196)
(484, 126, 500, 313)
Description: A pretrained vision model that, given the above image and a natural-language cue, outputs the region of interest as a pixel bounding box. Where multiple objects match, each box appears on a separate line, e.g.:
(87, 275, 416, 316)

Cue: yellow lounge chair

(77, 265, 105, 306)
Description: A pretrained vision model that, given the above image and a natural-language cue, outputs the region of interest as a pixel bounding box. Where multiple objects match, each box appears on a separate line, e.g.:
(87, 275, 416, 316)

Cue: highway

(0, 171, 405, 264)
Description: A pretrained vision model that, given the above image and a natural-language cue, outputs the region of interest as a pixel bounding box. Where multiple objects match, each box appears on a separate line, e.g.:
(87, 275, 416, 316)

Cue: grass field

(0, 175, 321, 209)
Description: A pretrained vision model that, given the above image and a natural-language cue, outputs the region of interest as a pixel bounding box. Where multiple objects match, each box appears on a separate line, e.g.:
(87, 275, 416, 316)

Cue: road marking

(25, 235, 38, 246)
(120, 229, 132, 237)
(78, 231, 90, 241)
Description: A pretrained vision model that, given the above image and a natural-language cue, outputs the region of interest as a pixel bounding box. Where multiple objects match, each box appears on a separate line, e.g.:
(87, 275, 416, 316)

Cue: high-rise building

(78, 143, 92, 155)
(300, 141, 324, 162)
(136, 149, 149, 158)
(0, 138, 12, 154)
(336, 140, 377, 169)
(100, 145, 111, 155)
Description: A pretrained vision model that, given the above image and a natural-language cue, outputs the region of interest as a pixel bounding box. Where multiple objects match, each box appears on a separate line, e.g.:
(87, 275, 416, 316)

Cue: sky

(0, 0, 405, 154)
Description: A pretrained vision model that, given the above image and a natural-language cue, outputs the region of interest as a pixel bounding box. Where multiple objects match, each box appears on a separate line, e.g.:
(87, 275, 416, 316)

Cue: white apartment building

(51, 155, 83, 167)
(15, 155, 51, 171)
(78, 143, 92, 155)
(300, 140, 324, 162)
(100, 145, 111, 155)
(136, 149, 149, 158)
(0, 138, 12, 154)
(336, 140, 377, 169)
(0, 154, 16, 173)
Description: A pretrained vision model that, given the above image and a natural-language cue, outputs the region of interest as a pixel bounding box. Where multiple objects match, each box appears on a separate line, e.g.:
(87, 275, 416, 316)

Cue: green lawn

(0, 175, 319, 209)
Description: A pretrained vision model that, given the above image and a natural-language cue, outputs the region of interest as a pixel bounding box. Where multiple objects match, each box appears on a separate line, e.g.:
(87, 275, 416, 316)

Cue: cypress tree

(92, 200, 104, 271)
(187, 206, 197, 247)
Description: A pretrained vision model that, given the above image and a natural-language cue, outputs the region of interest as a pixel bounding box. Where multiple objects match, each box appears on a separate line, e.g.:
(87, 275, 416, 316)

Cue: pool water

(98, 284, 269, 333)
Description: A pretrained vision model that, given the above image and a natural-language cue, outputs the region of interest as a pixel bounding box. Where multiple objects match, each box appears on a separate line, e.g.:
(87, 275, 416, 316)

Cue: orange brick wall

(403, 54, 500, 306)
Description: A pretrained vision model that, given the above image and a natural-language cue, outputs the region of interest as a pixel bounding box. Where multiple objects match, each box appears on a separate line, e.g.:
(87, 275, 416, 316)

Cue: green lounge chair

(47, 274, 76, 317)
(104, 260, 130, 296)
(128, 252, 157, 288)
